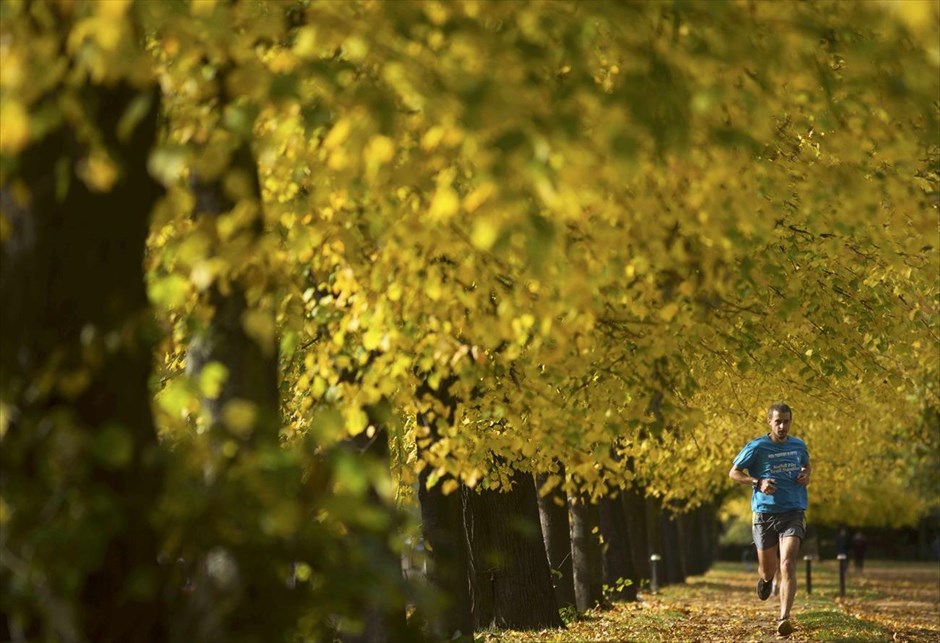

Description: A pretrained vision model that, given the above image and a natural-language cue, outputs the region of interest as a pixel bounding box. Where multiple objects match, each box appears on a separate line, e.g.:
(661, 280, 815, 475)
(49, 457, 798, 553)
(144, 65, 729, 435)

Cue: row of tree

(1, 1, 937, 641)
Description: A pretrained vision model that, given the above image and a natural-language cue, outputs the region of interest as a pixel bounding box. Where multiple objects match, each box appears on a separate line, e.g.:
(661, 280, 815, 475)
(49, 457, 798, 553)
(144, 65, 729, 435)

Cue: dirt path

(484, 561, 940, 642)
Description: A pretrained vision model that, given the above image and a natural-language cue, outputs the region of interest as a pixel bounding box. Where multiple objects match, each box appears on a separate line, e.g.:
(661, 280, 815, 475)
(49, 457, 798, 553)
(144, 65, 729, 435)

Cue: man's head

(767, 403, 792, 443)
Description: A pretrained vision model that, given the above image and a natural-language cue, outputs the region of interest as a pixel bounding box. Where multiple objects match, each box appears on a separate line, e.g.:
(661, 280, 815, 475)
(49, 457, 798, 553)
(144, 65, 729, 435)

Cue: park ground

(480, 560, 940, 642)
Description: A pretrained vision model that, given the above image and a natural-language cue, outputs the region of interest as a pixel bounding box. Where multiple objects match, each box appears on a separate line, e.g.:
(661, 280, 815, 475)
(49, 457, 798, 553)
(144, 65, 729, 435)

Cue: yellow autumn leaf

(222, 399, 258, 438)
(428, 184, 460, 221)
(97, 0, 132, 19)
(345, 405, 369, 437)
(77, 152, 119, 192)
(362, 326, 384, 351)
(659, 302, 680, 322)
(471, 217, 500, 250)
(463, 182, 496, 213)
(323, 119, 351, 150)
(0, 100, 30, 153)
(424, 278, 442, 301)
(198, 362, 229, 400)
(242, 309, 276, 356)
(421, 126, 445, 151)
(0, 51, 23, 90)
(293, 27, 318, 59)
(190, 0, 218, 17)
(364, 135, 395, 179)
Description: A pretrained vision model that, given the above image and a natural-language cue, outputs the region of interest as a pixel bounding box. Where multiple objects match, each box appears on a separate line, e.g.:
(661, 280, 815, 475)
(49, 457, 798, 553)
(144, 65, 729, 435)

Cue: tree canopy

(1, 0, 938, 636)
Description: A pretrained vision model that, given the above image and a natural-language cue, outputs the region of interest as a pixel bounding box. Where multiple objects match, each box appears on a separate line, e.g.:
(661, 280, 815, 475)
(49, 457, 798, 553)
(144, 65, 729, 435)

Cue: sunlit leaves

(128, 0, 940, 527)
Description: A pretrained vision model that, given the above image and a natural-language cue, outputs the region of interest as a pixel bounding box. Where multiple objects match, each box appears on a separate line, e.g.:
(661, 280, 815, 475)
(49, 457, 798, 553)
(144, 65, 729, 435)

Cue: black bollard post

(650, 554, 662, 594)
(837, 553, 847, 597)
(804, 555, 812, 595)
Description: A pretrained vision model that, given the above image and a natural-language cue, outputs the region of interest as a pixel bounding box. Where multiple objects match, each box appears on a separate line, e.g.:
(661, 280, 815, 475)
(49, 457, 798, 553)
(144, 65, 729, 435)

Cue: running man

(729, 403, 811, 637)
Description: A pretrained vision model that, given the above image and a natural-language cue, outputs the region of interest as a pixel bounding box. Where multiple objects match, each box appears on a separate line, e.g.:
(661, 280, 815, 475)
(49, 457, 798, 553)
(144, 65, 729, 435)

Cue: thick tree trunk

(0, 85, 168, 642)
(186, 142, 280, 431)
(463, 469, 563, 630)
(180, 142, 308, 643)
(683, 507, 710, 577)
(598, 493, 638, 602)
(415, 392, 473, 640)
(700, 507, 715, 574)
(622, 486, 650, 584)
(704, 505, 719, 572)
(535, 472, 576, 609)
(417, 468, 473, 641)
(568, 493, 605, 611)
(662, 510, 686, 585)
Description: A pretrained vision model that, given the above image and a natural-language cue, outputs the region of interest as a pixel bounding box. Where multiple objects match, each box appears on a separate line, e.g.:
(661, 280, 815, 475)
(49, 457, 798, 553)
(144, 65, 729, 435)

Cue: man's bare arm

(729, 466, 758, 486)
(730, 466, 775, 493)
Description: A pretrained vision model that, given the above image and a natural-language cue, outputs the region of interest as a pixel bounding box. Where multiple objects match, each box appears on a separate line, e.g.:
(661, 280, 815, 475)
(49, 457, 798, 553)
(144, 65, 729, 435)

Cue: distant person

(835, 527, 849, 559)
(730, 402, 811, 637)
(852, 531, 867, 572)
(742, 546, 755, 572)
(803, 523, 820, 561)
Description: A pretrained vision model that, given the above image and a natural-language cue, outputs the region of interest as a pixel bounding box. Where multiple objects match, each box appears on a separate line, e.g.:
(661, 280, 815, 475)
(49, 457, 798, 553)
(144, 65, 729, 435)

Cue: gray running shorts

(752, 510, 806, 550)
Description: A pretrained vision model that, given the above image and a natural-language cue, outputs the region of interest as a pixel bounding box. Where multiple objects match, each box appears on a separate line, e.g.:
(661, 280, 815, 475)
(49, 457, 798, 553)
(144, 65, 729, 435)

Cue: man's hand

(796, 466, 810, 486)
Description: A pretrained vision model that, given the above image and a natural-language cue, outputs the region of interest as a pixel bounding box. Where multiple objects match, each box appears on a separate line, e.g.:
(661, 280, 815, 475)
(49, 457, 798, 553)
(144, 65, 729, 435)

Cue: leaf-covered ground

(479, 561, 940, 642)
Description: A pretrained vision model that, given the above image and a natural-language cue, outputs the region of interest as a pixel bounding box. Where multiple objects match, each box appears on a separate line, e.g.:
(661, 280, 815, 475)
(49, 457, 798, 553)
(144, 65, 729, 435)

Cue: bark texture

(568, 493, 605, 611)
(662, 509, 687, 586)
(415, 383, 473, 640)
(535, 472, 576, 609)
(599, 493, 639, 602)
(417, 468, 473, 641)
(622, 486, 651, 583)
(464, 470, 563, 630)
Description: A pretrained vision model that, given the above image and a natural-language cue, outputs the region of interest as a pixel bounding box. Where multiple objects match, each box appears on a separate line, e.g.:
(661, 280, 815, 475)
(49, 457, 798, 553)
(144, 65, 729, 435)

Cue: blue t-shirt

(732, 435, 809, 514)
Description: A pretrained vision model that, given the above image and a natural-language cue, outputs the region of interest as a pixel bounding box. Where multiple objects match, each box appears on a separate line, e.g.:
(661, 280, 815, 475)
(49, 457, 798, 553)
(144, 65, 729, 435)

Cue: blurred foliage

(1, 0, 938, 639)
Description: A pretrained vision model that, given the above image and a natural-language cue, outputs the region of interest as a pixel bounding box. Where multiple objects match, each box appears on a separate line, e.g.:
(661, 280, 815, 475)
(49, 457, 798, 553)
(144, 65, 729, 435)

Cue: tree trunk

(417, 468, 473, 641)
(598, 493, 638, 602)
(415, 389, 473, 640)
(535, 472, 576, 609)
(622, 486, 650, 584)
(683, 506, 711, 577)
(568, 493, 605, 611)
(339, 414, 410, 643)
(0, 84, 168, 642)
(463, 469, 563, 630)
(180, 136, 295, 641)
(662, 509, 686, 585)
(645, 496, 667, 586)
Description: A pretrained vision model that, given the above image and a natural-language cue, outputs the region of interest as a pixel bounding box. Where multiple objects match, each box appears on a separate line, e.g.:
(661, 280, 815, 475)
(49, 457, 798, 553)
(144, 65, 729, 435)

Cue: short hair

(767, 403, 793, 420)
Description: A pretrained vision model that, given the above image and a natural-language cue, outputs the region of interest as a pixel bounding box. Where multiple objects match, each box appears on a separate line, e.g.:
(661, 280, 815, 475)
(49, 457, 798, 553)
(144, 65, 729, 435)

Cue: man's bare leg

(778, 536, 801, 619)
(756, 543, 778, 586)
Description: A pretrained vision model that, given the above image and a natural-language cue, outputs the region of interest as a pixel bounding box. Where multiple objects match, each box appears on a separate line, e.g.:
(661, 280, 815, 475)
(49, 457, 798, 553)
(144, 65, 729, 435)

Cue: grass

(796, 607, 890, 642)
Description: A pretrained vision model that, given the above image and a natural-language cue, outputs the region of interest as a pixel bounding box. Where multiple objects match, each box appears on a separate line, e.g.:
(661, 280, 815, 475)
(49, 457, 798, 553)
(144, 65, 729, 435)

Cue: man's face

(768, 410, 792, 442)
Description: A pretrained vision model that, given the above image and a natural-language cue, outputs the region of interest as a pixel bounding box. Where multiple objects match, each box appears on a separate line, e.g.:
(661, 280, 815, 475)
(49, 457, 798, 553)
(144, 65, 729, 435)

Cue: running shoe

(776, 617, 794, 636)
(757, 577, 773, 600)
